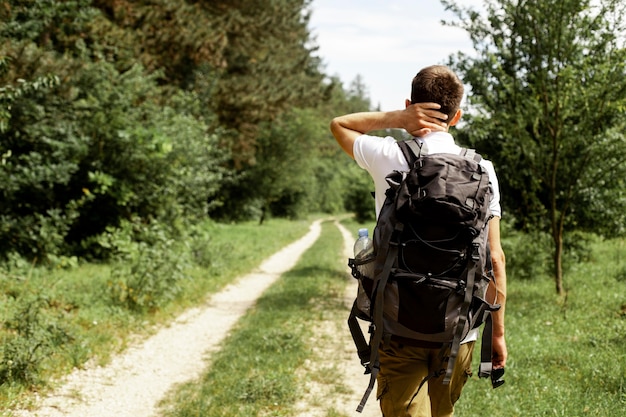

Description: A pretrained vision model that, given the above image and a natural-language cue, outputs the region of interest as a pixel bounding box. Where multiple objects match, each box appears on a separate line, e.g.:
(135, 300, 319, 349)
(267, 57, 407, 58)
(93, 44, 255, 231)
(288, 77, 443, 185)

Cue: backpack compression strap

(444, 242, 480, 384)
(347, 300, 371, 369)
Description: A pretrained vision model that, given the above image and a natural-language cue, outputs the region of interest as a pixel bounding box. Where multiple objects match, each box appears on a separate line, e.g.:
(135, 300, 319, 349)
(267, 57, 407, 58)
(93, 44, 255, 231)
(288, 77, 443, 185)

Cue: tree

(0, 0, 230, 261)
(209, 1, 323, 162)
(90, 0, 229, 85)
(442, 0, 626, 294)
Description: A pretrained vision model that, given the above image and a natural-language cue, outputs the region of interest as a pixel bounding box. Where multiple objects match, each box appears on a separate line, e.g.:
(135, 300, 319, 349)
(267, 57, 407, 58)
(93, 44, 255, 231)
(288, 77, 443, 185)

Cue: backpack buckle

(471, 244, 480, 261)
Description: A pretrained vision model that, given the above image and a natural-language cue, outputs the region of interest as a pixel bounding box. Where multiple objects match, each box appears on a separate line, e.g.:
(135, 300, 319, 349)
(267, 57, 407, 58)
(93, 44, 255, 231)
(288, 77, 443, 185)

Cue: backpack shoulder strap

(397, 139, 428, 165)
(400, 140, 484, 164)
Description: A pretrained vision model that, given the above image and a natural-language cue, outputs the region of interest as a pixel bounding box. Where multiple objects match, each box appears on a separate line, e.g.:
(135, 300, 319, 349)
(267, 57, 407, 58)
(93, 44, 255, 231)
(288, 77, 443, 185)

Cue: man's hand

(492, 334, 507, 369)
(330, 102, 448, 159)
(491, 334, 507, 388)
(401, 102, 448, 137)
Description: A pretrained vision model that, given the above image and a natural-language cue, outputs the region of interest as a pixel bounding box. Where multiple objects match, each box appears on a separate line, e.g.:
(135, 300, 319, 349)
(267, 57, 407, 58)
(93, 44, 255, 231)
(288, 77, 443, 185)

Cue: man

(330, 65, 507, 417)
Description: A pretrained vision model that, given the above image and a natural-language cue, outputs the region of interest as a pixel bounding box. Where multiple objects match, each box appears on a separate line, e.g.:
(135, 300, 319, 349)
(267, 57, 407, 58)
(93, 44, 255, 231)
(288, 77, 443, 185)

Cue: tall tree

(204, 0, 329, 220)
(91, 0, 229, 86)
(442, 0, 626, 294)
(210, 0, 325, 166)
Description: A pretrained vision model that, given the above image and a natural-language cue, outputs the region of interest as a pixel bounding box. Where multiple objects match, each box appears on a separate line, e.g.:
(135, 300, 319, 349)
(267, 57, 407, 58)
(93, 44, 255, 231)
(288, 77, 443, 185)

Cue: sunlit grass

(456, 237, 626, 416)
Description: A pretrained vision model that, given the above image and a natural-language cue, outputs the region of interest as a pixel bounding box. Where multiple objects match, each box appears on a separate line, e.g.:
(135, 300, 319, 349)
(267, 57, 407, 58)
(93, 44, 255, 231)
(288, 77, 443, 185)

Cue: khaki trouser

(376, 340, 475, 417)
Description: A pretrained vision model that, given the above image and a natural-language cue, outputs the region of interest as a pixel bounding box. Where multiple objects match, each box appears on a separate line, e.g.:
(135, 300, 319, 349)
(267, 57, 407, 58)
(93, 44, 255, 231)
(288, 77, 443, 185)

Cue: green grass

(0, 217, 312, 413)
(455, 237, 626, 416)
(3, 217, 625, 417)
(157, 220, 348, 417)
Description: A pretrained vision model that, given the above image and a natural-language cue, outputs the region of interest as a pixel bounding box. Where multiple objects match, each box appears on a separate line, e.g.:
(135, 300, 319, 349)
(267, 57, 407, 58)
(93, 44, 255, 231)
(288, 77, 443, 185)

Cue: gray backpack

(348, 139, 501, 412)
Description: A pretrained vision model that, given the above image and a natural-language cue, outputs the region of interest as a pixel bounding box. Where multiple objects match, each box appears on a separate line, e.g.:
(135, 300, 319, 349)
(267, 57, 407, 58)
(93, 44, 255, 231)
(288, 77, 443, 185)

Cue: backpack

(347, 139, 501, 412)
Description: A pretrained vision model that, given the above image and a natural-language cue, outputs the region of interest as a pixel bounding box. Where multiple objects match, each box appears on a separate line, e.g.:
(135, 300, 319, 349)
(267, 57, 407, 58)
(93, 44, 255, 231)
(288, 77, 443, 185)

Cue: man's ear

(405, 99, 412, 108)
(448, 109, 463, 126)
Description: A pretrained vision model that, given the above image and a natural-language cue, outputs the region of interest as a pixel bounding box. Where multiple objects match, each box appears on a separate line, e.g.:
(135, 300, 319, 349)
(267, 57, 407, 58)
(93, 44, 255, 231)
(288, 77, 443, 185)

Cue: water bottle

(353, 227, 375, 284)
(354, 228, 371, 259)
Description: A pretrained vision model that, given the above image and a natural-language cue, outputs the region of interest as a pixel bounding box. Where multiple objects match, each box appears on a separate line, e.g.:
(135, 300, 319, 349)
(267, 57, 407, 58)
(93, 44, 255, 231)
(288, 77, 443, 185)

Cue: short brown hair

(411, 65, 464, 121)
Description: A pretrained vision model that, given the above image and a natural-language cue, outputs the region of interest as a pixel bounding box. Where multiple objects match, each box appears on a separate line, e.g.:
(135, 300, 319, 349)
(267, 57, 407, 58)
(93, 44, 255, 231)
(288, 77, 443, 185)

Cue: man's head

(409, 65, 464, 124)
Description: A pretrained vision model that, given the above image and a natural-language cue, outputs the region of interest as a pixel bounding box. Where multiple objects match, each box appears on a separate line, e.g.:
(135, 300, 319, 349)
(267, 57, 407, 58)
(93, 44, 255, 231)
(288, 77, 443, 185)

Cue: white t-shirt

(352, 131, 502, 343)
(353, 131, 502, 219)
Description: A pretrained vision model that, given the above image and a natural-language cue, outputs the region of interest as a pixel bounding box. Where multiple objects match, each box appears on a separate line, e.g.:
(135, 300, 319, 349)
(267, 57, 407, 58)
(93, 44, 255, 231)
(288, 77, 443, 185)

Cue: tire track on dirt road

(294, 221, 380, 417)
(333, 221, 380, 417)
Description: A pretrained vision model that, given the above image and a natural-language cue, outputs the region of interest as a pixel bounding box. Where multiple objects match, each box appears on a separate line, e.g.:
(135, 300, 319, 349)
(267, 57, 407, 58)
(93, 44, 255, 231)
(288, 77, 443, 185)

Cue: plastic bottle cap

(358, 228, 368, 237)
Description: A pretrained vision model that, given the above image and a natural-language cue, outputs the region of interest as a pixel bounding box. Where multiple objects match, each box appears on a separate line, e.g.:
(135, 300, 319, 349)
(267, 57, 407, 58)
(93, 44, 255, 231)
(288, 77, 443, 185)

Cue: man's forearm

(331, 110, 407, 134)
(487, 217, 507, 368)
(492, 261, 506, 337)
(330, 103, 447, 159)
(330, 111, 404, 158)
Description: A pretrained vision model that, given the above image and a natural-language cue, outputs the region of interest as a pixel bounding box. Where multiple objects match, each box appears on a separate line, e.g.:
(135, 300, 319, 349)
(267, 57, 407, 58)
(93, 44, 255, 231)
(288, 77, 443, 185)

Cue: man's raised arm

(330, 102, 448, 159)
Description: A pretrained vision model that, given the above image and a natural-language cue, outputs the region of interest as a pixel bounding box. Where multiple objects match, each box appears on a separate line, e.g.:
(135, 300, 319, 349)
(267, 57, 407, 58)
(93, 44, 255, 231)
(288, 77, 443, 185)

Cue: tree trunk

(259, 204, 267, 225)
(554, 232, 564, 295)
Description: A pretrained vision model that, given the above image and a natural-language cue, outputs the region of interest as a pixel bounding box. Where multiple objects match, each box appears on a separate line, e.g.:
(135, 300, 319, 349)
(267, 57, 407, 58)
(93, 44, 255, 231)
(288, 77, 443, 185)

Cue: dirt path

(293, 221, 380, 417)
(11, 219, 380, 417)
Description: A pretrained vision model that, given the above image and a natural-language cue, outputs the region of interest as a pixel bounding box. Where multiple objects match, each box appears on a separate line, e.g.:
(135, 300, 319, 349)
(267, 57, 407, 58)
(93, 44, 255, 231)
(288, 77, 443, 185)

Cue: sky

(308, 0, 481, 111)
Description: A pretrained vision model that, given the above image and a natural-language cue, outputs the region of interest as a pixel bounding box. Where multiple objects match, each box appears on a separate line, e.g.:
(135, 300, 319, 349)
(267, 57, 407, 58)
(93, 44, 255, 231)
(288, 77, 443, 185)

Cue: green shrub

(1, 49, 229, 262)
(501, 221, 551, 280)
(0, 295, 73, 386)
(343, 163, 375, 223)
(101, 219, 190, 312)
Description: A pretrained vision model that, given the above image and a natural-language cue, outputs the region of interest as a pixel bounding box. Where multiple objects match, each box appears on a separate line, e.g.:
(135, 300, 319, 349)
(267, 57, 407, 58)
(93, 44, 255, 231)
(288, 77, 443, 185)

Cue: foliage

(209, 0, 325, 167)
(498, 220, 539, 282)
(0, 294, 73, 386)
(343, 162, 376, 223)
(1, 0, 372, 259)
(101, 219, 190, 312)
(88, 0, 229, 83)
(0, 57, 60, 133)
(312, 74, 378, 222)
(209, 73, 375, 223)
(1, 20, 229, 261)
(211, 108, 324, 222)
(443, 0, 626, 293)
(0, 53, 226, 261)
(91, 0, 327, 164)
(0, 0, 98, 51)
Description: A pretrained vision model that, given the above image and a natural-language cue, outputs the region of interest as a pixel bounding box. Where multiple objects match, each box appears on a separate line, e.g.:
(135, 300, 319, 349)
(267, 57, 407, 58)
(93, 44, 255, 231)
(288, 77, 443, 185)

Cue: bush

(344, 163, 375, 223)
(500, 221, 551, 280)
(0, 295, 73, 386)
(101, 219, 191, 312)
(1, 49, 230, 261)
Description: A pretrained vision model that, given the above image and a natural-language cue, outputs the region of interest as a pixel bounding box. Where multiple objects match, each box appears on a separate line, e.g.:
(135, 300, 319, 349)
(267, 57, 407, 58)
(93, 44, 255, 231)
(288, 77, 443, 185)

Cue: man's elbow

(329, 118, 341, 137)
(491, 248, 506, 271)
(330, 118, 356, 158)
